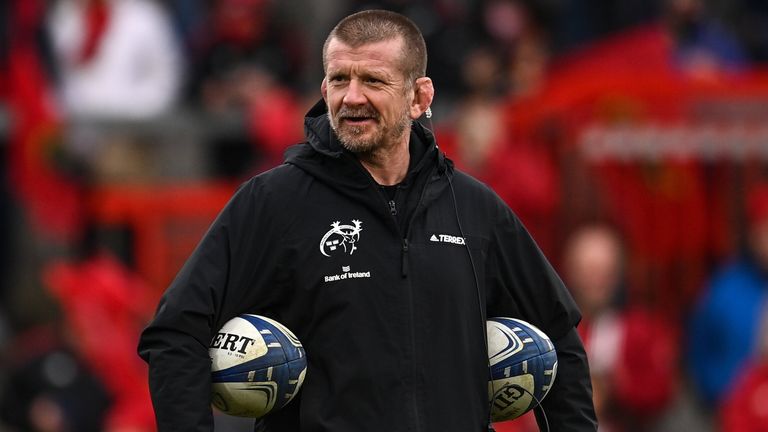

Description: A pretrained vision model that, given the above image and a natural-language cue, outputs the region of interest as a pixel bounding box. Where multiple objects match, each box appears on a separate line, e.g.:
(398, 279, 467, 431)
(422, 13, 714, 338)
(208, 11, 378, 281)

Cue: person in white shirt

(47, 0, 183, 120)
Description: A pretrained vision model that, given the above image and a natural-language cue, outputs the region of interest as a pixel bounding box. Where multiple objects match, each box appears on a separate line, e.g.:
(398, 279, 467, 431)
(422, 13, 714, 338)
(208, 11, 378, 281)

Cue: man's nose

(342, 79, 367, 106)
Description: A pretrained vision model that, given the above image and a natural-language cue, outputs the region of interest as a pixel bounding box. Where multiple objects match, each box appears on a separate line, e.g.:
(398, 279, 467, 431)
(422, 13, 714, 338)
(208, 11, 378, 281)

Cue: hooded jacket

(138, 101, 596, 432)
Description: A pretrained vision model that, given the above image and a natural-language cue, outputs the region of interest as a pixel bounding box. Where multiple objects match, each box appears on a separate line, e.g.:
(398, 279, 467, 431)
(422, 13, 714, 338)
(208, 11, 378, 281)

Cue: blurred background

(3, 0, 768, 431)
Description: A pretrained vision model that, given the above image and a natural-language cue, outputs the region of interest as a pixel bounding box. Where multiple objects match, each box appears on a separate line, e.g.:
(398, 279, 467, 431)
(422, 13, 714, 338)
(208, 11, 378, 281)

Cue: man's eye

(329, 75, 347, 83)
(366, 77, 382, 84)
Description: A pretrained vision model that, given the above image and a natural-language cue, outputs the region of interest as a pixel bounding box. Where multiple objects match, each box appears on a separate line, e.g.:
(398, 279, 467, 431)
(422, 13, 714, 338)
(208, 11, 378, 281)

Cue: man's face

(322, 37, 414, 154)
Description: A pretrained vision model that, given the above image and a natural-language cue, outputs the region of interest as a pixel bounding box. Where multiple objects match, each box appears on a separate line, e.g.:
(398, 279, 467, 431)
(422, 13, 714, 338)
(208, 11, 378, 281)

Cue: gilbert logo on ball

(487, 317, 558, 422)
(210, 314, 307, 418)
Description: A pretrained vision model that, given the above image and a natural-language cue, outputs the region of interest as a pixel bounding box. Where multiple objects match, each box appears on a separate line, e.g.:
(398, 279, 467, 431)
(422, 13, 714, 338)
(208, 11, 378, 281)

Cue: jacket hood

(284, 99, 451, 192)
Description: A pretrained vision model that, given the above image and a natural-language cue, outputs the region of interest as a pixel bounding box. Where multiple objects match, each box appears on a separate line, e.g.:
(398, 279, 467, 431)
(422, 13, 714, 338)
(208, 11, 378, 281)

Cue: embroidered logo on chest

(319, 219, 373, 284)
(319, 220, 363, 257)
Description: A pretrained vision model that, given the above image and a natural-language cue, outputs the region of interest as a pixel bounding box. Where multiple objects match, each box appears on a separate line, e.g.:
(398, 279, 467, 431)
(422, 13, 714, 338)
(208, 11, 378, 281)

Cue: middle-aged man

(138, 9, 597, 432)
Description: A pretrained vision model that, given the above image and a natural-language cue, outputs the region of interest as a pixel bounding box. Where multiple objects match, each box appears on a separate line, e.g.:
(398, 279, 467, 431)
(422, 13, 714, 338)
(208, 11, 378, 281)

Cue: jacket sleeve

(137, 178, 283, 431)
(536, 328, 597, 432)
(486, 205, 597, 431)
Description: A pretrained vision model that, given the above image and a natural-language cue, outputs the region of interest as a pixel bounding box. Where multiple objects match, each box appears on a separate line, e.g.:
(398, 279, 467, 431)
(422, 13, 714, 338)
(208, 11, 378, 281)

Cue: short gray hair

(323, 10, 428, 86)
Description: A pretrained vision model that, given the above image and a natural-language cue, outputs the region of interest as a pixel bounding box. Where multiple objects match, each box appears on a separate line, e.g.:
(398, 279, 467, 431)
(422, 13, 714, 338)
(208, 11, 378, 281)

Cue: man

(138, 9, 597, 432)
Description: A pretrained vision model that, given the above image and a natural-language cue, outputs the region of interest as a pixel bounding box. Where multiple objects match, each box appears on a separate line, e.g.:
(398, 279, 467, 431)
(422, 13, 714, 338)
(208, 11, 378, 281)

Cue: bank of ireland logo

(320, 220, 363, 257)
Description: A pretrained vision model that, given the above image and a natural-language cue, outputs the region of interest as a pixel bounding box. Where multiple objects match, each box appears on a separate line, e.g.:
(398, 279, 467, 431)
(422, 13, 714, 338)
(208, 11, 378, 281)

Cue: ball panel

(210, 316, 270, 372)
(211, 347, 288, 380)
(254, 316, 303, 351)
(487, 317, 558, 422)
(284, 357, 308, 405)
(488, 318, 552, 366)
(211, 380, 278, 417)
(254, 315, 305, 364)
(488, 320, 526, 367)
(508, 317, 555, 356)
(489, 374, 535, 421)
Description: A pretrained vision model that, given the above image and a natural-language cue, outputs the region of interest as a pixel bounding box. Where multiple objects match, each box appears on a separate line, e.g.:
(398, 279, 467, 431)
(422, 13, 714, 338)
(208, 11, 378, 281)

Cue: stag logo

(320, 220, 363, 257)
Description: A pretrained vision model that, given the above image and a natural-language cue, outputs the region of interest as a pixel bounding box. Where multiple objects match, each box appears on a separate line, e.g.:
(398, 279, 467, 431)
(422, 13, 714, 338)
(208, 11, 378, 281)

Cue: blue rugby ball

(487, 317, 558, 422)
(210, 314, 307, 417)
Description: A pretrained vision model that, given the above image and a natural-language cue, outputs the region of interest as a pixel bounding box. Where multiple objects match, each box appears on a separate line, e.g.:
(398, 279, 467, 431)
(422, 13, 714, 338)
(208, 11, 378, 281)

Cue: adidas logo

(430, 233, 466, 245)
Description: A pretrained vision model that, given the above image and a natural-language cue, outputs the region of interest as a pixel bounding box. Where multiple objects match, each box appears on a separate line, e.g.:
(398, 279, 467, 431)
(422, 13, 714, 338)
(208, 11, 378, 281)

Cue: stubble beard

(329, 104, 412, 156)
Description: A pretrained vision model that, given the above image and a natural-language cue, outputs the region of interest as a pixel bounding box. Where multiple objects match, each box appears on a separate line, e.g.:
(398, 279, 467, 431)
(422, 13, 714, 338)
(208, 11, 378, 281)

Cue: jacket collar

(285, 99, 453, 221)
(298, 99, 450, 177)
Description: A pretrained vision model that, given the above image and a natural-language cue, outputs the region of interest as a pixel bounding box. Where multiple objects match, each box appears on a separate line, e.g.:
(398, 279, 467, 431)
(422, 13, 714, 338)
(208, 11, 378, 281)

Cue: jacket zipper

(377, 188, 420, 432)
(401, 165, 439, 432)
(401, 238, 409, 277)
(388, 200, 412, 278)
(362, 158, 441, 432)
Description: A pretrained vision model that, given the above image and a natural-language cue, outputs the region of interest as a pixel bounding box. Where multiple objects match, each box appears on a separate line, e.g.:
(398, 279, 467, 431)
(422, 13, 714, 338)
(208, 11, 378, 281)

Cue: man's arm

(137, 178, 282, 431)
(536, 328, 597, 431)
(485, 200, 597, 431)
(137, 194, 242, 431)
(139, 321, 216, 431)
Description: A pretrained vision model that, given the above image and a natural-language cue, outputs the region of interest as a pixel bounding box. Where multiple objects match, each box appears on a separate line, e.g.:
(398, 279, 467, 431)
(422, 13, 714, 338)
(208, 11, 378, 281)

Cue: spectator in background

(546, 0, 661, 54)
(200, 61, 306, 178)
(42, 246, 158, 432)
(46, 0, 183, 120)
(719, 302, 768, 431)
(187, 0, 308, 100)
(0, 324, 112, 432)
(436, 3, 561, 254)
(479, 0, 552, 97)
(563, 224, 678, 431)
(665, 0, 748, 79)
(186, 0, 270, 102)
(564, 224, 626, 431)
(186, 0, 308, 178)
(688, 183, 768, 409)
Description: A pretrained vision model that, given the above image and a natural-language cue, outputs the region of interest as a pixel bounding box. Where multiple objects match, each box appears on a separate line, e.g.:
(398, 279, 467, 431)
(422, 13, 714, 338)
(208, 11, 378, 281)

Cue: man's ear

(321, 78, 328, 102)
(410, 77, 434, 120)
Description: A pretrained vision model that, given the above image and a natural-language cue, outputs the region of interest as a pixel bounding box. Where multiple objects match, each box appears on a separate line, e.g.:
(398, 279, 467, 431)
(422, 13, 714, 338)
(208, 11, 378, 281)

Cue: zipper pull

(388, 200, 397, 216)
(401, 238, 409, 277)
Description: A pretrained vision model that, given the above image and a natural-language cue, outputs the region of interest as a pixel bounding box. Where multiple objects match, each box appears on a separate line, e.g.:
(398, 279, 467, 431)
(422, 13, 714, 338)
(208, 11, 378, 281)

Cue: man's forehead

(325, 36, 405, 64)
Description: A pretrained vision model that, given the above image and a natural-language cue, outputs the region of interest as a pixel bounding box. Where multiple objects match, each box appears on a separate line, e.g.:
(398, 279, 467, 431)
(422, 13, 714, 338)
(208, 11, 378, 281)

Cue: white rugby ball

(210, 314, 307, 417)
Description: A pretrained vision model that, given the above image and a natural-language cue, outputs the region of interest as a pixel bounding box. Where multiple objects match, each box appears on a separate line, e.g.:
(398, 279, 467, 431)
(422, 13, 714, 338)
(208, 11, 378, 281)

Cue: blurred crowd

(4, 0, 768, 431)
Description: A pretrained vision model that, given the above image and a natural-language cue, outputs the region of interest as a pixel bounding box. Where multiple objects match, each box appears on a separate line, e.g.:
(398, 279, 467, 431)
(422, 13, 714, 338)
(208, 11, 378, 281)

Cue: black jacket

(138, 101, 597, 432)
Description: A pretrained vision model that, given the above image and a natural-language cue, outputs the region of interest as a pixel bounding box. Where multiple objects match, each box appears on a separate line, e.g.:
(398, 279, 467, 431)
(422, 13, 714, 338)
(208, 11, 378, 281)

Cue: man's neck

(357, 135, 411, 186)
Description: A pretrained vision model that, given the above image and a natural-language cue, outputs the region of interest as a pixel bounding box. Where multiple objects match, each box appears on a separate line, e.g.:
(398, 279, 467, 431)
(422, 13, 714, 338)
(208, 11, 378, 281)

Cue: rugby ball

(210, 314, 307, 417)
(487, 317, 558, 422)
